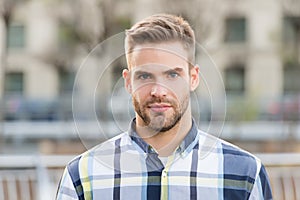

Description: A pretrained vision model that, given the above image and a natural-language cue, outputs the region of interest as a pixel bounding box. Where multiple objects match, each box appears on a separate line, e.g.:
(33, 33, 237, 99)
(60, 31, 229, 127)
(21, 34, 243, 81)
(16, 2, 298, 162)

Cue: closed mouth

(148, 103, 172, 112)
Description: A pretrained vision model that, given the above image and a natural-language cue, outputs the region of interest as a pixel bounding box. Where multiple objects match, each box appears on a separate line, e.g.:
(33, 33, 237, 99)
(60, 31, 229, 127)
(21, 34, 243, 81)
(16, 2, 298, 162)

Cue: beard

(132, 94, 189, 133)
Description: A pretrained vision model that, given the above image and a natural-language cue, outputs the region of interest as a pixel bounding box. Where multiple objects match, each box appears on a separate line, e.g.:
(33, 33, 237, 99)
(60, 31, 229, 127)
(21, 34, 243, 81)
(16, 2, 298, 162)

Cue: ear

(122, 69, 132, 93)
(190, 65, 199, 91)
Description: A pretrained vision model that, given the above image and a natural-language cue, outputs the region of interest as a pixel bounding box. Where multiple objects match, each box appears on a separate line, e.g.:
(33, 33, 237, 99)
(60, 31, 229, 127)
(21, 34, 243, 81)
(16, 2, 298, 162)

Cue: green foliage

(58, 23, 78, 50)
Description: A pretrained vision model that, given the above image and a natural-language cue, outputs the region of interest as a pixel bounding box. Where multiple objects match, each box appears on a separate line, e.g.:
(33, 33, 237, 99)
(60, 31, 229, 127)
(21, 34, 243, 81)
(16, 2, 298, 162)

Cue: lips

(148, 103, 172, 112)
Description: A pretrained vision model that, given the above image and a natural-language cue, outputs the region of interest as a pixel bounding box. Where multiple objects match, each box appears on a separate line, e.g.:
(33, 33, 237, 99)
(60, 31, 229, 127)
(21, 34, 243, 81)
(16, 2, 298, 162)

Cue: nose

(150, 83, 167, 97)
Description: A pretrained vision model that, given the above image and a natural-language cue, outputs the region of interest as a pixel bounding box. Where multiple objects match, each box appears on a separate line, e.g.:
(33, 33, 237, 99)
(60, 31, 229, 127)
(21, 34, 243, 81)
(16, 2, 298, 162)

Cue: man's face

(123, 42, 199, 132)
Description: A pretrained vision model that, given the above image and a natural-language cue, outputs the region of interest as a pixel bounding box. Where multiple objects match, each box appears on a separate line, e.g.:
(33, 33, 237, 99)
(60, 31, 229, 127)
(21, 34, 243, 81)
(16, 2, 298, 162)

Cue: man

(57, 14, 272, 199)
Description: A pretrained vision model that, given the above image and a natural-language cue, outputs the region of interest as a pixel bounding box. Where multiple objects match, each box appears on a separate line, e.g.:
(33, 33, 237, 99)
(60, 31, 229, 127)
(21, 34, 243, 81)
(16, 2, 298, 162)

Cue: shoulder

(199, 132, 272, 199)
(66, 132, 131, 173)
(221, 138, 261, 169)
(220, 138, 260, 161)
(198, 129, 261, 176)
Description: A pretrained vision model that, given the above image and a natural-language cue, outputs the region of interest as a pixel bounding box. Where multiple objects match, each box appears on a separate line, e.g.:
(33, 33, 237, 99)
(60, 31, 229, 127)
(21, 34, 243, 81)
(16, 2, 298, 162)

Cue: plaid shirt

(56, 119, 272, 200)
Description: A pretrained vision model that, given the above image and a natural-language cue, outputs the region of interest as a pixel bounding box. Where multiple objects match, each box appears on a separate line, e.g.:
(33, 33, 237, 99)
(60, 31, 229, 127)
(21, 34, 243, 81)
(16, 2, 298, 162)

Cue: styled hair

(125, 14, 195, 68)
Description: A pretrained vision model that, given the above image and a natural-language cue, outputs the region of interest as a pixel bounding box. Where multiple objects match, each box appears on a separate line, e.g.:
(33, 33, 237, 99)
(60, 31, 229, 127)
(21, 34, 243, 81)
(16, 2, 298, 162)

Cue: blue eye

(168, 71, 179, 78)
(138, 73, 151, 80)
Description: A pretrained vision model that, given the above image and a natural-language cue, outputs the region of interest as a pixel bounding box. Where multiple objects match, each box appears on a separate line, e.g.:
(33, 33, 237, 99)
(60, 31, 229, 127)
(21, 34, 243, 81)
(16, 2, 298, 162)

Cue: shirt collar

(129, 118, 198, 154)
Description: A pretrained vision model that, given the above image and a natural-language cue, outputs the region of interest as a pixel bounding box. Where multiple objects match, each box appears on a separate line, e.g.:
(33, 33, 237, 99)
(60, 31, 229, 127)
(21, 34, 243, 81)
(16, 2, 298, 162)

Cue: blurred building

(0, 0, 300, 154)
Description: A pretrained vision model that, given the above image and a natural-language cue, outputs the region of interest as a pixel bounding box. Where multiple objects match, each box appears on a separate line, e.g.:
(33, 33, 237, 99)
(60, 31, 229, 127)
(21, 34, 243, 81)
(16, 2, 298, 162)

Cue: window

(283, 17, 300, 94)
(224, 17, 246, 43)
(284, 63, 300, 94)
(4, 72, 24, 95)
(225, 66, 245, 95)
(7, 24, 26, 49)
(283, 17, 300, 63)
(59, 70, 75, 94)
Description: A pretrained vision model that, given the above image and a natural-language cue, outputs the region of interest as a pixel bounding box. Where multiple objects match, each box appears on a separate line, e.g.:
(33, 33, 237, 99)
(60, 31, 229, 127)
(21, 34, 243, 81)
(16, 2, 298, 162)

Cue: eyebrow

(162, 67, 184, 75)
(133, 70, 151, 76)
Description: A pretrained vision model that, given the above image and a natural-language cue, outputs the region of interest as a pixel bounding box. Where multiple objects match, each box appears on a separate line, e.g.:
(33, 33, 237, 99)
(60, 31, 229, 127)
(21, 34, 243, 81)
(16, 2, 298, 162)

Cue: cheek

(132, 81, 151, 93)
(167, 79, 190, 94)
(132, 86, 150, 102)
(171, 84, 190, 100)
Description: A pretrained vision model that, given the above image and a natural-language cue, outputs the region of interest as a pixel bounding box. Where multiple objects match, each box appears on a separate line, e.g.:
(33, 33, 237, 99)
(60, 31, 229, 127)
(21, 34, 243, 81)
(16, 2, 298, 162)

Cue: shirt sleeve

(249, 164, 273, 200)
(56, 167, 79, 200)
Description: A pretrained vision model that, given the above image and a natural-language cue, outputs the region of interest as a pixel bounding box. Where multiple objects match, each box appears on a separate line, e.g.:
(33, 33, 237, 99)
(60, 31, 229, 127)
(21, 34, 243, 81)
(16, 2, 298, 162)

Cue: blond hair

(125, 14, 195, 68)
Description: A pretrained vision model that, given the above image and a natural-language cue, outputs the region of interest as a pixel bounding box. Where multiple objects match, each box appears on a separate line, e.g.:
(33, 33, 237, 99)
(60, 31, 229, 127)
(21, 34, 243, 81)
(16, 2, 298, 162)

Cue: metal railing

(2, 120, 300, 141)
(0, 153, 300, 200)
(0, 155, 73, 200)
(256, 153, 300, 200)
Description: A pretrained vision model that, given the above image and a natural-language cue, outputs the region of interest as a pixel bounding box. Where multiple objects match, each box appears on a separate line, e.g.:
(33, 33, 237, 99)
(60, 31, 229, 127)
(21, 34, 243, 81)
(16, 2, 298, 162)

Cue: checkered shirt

(56, 119, 272, 200)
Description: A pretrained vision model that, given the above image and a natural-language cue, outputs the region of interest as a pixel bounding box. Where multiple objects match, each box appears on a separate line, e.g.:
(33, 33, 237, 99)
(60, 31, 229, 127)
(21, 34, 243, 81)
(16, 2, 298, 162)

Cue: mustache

(144, 97, 175, 105)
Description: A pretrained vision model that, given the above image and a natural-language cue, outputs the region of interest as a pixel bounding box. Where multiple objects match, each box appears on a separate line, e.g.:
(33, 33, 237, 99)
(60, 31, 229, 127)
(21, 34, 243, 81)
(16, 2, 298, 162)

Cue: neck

(135, 108, 192, 156)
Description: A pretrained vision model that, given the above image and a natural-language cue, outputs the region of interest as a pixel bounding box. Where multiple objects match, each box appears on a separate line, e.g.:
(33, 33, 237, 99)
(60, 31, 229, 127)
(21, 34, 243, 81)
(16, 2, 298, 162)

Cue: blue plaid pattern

(56, 119, 272, 200)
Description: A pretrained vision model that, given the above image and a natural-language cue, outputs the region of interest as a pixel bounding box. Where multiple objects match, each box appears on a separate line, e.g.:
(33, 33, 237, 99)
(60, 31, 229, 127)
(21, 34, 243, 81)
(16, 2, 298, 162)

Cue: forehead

(129, 42, 189, 70)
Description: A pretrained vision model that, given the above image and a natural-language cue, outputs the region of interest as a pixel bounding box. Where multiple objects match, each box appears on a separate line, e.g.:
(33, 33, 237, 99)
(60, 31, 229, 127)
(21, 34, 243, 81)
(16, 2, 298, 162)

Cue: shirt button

(149, 147, 155, 153)
(177, 146, 182, 152)
(162, 171, 167, 177)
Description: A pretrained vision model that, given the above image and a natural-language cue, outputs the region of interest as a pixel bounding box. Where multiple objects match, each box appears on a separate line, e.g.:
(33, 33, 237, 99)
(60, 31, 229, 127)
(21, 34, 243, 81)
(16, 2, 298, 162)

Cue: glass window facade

(225, 17, 246, 42)
(7, 24, 25, 49)
(4, 72, 24, 95)
(225, 66, 245, 95)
